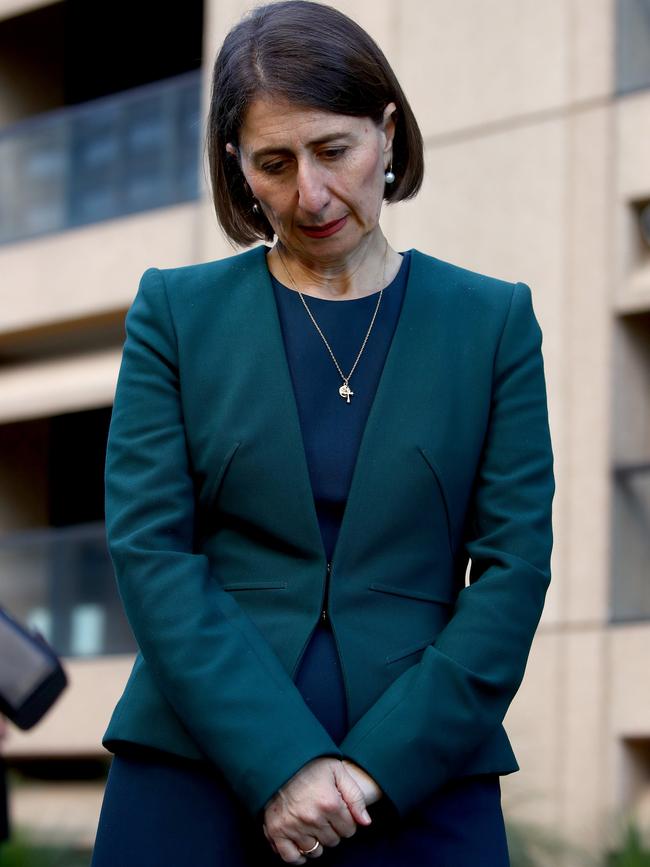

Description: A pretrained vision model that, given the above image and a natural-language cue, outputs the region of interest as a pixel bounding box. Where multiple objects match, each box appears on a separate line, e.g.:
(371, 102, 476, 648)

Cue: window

(0, 0, 204, 245)
(616, 0, 650, 94)
(0, 409, 137, 656)
(610, 312, 650, 621)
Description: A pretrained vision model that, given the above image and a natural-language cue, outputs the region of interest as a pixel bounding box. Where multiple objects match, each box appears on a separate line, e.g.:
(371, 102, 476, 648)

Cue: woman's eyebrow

(250, 132, 353, 163)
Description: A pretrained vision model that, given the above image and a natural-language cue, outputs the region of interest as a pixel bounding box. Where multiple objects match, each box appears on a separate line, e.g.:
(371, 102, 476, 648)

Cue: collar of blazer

(178, 244, 503, 578)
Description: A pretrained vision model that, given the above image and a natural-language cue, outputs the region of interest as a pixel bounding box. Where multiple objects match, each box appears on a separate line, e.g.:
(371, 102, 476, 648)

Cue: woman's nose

(296, 160, 330, 214)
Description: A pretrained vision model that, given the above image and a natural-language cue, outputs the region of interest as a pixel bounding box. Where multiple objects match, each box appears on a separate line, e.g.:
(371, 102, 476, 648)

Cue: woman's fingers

(333, 762, 373, 827)
(317, 788, 361, 843)
(264, 822, 308, 864)
(307, 791, 358, 846)
(263, 757, 360, 858)
(294, 837, 326, 859)
(340, 760, 383, 805)
(273, 833, 308, 864)
(262, 823, 279, 855)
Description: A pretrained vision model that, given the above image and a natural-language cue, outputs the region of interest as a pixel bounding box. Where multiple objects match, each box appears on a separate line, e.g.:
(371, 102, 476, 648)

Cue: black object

(0, 756, 8, 844)
(0, 605, 67, 730)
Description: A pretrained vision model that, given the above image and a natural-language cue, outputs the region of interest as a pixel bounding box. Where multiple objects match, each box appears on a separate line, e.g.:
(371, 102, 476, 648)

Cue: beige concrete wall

(0, 202, 207, 423)
(0, 348, 121, 425)
(0, 202, 204, 335)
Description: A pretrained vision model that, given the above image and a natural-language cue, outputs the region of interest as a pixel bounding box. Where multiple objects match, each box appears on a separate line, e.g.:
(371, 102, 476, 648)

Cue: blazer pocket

(417, 444, 454, 554)
(385, 635, 436, 665)
(204, 441, 242, 509)
(220, 580, 288, 591)
(369, 582, 456, 606)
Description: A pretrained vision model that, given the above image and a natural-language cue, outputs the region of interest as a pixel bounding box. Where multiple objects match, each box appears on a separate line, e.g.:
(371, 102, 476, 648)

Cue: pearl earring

(252, 200, 260, 214)
(384, 160, 395, 184)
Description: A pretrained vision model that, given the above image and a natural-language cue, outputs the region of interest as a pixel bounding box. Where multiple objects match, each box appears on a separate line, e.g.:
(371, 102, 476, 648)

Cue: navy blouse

(267, 250, 412, 745)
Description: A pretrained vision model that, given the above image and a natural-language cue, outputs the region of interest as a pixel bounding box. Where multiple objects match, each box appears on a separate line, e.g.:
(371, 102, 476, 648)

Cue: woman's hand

(340, 759, 383, 806)
(262, 756, 372, 863)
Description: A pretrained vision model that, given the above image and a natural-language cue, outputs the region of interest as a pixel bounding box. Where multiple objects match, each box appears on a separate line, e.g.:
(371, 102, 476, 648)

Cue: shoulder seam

(150, 266, 180, 360)
(491, 281, 519, 382)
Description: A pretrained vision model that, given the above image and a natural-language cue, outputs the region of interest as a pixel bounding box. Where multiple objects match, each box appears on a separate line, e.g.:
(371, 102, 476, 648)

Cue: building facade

(0, 0, 649, 861)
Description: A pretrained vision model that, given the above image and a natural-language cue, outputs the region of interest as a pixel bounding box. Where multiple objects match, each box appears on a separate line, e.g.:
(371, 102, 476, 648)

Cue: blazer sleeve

(105, 267, 343, 817)
(338, 280, 555, 817)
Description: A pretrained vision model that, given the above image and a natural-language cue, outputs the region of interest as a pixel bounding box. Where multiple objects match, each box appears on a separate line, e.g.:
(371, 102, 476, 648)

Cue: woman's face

(229, 95, 396, 262)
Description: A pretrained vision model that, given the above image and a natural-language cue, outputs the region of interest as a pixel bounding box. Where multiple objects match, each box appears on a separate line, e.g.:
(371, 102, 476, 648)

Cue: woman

(91, 2, 555, 865)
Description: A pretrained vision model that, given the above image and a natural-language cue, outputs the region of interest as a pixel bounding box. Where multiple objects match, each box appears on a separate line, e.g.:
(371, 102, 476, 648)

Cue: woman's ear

(381, 102, 397, 153)
(226, 141, 250, 191)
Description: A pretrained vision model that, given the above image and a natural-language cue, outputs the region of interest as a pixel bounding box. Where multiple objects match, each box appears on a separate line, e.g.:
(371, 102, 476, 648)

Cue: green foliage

(505, 812, 650, 867)
(607, 820, 650, 867)
(0, 828, 90, 867)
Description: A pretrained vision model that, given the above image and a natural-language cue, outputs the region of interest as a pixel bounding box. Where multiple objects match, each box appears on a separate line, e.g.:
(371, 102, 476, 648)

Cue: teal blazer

(102, 244, 555, 820)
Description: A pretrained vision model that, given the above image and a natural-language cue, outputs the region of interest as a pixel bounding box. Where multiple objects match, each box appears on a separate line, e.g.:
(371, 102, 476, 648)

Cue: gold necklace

(275, 241, 389, 404)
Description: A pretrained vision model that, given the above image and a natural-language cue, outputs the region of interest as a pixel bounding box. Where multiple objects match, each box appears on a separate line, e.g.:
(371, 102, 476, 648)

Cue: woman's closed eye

(261, 159, 289, 175)
(320, 146, 348, 161)
(260, 147, 348, 175)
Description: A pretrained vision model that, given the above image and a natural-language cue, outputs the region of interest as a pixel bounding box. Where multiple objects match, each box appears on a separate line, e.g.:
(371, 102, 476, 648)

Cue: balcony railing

(0, 70, 201, 246)
(611, 460, 650, 621)
(0, 521, 136, 657)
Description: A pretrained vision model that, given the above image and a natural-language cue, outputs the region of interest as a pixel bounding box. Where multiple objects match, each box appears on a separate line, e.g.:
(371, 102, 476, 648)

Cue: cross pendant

(339, 383, 354, 403)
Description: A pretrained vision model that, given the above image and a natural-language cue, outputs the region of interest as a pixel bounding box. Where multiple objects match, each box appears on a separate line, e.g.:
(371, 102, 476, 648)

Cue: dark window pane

(616, 0, 650, 94)
(611, 464, 650, 620)
(0, 522, 137, 657)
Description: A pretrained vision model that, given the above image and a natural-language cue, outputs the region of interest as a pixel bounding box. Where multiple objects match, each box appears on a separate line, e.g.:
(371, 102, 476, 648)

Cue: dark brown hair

(205, 0, 424, 246)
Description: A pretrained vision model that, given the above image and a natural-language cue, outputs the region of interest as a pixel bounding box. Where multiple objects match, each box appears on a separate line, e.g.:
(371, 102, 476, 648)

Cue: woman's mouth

(299, 216, 347, 238)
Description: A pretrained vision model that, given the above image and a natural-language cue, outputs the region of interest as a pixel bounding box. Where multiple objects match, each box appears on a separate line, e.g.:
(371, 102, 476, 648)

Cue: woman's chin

(284, 225, 379, 263)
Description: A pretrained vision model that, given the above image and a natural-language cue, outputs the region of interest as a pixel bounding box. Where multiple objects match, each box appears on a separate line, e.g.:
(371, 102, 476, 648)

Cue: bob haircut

(206, 0, 424, 246)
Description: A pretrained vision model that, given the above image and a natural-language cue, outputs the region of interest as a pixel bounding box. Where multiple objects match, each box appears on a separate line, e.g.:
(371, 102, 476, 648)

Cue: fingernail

(362, 809, 371, 822)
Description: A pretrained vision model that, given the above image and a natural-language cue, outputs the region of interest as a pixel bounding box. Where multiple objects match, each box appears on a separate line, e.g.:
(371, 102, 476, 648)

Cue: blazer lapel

(328, 248, 454, 573)
(233, 245, 450, 572)
(227, 245, 325, 561)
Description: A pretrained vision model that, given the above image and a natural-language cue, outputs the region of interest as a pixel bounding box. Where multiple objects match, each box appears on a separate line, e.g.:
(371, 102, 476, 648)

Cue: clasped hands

(262, 757, 383, 864)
